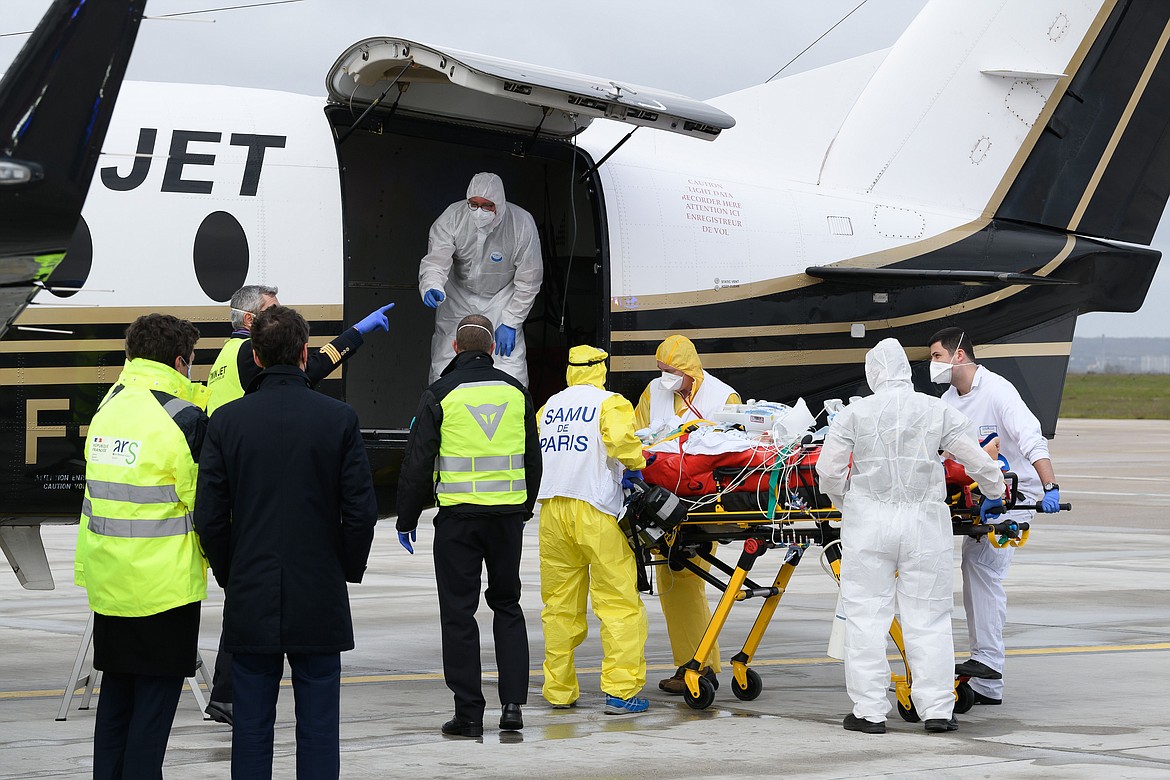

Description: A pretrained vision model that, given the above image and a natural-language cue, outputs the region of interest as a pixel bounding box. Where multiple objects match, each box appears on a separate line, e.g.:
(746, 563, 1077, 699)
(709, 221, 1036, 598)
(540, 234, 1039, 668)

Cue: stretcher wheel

(731, 668, 763, 701)
(896, 696, 920, 723)
(954, 680, 975, 714)
(683, 675, 717, 710)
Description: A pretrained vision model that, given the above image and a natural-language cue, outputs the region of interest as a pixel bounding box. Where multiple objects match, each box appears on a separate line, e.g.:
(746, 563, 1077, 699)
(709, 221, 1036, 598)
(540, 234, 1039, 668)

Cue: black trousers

(433, 512, 529, 723)
(211, 631, 233, 704)
(231, 652, 341, 780)
(93, 672, 184, 780)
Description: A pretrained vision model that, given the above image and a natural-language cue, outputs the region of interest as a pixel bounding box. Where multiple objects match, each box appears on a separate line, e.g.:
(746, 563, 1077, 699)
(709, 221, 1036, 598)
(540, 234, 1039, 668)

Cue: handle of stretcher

(960, 519, 1029, 540)
(988, 501, 1073, 513)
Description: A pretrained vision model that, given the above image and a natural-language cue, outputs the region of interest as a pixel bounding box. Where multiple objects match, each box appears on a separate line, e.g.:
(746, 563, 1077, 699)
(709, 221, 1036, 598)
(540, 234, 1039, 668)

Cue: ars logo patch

(89, 436, 141, 466)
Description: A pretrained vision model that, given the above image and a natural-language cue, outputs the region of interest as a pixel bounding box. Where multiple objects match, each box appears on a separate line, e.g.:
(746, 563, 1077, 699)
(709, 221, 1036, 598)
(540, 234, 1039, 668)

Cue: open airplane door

(324, 39, 734, 513)
(326, 38, 734, 141)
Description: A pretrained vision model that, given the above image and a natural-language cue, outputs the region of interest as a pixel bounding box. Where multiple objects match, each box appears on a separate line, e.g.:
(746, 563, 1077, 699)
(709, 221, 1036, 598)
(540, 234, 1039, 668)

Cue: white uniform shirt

(647, 370, 736, 428)
(537, 384, 625, 518)
(942, 365, 1050, 503)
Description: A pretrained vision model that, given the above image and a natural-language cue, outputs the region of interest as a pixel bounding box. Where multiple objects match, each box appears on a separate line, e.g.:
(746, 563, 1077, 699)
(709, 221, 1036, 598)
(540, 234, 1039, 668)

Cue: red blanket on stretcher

(641, 446, 779, 497)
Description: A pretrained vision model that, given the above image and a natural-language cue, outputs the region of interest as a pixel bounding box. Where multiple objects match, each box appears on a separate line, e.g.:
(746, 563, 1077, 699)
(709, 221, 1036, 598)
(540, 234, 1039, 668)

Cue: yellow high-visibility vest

(436, 380, 527, 507)
(74, 358, 208, 617)
(206, 337, 246, 415)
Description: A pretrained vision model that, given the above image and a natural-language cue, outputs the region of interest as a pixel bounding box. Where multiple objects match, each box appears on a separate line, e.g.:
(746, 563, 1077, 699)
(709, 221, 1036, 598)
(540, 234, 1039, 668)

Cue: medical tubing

(818, 539, 843, 582)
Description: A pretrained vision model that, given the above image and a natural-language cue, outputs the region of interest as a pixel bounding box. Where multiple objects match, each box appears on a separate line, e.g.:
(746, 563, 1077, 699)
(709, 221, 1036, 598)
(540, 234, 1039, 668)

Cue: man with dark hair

(397, 312, 542, 737)
(202, 287, 393, 724)
(75, 313, 209, 779)
(194, 305, 378, 778)
(928, 326, 1062, 706)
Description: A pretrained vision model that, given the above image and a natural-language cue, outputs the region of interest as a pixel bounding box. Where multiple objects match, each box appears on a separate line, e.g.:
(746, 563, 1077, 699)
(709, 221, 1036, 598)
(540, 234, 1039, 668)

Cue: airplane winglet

(0, 0, 149, 336)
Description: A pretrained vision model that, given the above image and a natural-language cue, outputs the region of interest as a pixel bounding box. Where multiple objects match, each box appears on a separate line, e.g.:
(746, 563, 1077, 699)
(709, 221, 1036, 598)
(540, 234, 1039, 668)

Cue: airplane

(2, 0, 1165, 589)
(1, 0, 150, 588)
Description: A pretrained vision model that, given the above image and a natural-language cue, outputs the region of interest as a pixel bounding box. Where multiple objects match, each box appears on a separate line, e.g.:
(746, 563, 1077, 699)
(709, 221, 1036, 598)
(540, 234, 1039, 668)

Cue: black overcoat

(194, 365, 378, 654)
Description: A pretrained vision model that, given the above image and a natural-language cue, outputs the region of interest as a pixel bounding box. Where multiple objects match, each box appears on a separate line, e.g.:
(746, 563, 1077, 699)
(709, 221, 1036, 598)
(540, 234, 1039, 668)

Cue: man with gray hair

(201, 285, 394, 723)
(206, 285, 394, 415)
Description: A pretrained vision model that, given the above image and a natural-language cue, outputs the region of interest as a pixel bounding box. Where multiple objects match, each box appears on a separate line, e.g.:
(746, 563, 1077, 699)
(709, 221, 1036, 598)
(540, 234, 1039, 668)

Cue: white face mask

(929, 360, 953, 384)
(659, 372, 685, 393)
(470, 207, 495, 228)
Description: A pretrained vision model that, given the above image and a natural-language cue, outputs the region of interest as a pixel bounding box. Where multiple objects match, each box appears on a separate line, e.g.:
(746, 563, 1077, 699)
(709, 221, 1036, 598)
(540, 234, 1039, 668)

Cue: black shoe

(499, 703, 523, 731)
(441, 717, 483, 737)
(843, 713, 886, 734)
(205, 700, 233, 726)
(925, 716, 959, 732)
(658, 666, 719, 695)
(972, 691, 1002, 705)
(954, 659, 1002, 679)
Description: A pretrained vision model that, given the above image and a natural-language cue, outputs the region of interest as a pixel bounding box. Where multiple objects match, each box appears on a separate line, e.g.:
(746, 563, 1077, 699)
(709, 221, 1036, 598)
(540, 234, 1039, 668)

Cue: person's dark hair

(125, 314, 200, 366)
(455, 313, 494, 353)
(928, 326, 976, 360)
(252, 306, 309, 368)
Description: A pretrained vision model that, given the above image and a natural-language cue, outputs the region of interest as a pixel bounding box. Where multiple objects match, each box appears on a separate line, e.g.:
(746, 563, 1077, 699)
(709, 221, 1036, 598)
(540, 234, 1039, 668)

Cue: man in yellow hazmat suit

(634, 335, 740, 694)
(537, 345, 650, 714)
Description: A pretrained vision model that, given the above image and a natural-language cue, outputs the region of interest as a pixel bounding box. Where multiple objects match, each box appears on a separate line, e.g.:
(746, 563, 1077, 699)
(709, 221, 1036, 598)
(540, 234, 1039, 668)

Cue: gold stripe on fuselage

(0, 336, 342, 386)
(612, 236, 1076, 344)
(610, 341, 1072, 373)
(13, 304, 344, 325)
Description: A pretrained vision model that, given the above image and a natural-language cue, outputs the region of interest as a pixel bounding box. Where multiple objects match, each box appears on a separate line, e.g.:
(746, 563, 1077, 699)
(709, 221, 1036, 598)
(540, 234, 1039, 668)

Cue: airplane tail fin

(819, 0, 1170, 246)
(0, 0, 148, 257)
(995, 1, 1170, 245)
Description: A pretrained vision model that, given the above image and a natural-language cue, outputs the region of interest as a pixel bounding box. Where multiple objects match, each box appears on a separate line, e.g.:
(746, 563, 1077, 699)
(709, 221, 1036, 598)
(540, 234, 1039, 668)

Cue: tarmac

(1, 418, 1168, 779)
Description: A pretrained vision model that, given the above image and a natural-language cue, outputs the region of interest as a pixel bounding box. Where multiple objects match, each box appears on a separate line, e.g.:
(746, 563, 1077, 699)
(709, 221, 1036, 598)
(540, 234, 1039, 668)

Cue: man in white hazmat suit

(816, 338, 1006, 734)
(419, 172, 544, 385)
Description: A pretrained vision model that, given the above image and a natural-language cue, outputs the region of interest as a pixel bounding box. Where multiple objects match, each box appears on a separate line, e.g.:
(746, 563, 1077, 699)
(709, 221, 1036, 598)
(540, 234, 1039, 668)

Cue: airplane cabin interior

(328, 107, 607, 440)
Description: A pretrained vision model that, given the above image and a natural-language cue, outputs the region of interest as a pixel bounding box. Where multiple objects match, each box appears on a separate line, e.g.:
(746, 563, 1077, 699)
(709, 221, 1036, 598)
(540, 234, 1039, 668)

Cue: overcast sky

(2, 0, 1165, 338)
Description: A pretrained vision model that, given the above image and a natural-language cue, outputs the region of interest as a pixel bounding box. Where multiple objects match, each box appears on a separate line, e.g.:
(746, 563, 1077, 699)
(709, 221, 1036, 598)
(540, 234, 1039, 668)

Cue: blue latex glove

(495, 324, 516, 357)
(422, 288, 445, 309)
(1041, 487, 1060, 513)
(622, 469, 643, 490)
(398, 530, 416, 554)
(354, 302, 395, 334)
(979, 496, 1004, 522)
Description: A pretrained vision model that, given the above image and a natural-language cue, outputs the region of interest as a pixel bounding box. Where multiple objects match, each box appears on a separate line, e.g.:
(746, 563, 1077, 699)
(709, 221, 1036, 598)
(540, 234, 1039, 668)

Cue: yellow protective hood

(566, 345, 608, 389)
(655, 335, 704, 392)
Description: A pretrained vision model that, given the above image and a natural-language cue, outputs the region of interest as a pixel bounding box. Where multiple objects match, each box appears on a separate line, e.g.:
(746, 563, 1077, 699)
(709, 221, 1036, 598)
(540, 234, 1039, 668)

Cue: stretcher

(623, 440, 843, 710)
(623, 446, 1073, 712)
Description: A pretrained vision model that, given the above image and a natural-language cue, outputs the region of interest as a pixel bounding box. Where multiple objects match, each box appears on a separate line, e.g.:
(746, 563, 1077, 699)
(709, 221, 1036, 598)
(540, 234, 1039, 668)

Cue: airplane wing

(0, 0, 149, 338)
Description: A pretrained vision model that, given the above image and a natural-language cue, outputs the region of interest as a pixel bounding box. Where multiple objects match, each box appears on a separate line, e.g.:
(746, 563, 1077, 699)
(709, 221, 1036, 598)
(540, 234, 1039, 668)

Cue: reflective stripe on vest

(86, 480, 179, 504)
(436, 379, 527, 507)
(207, 337, 246, 415)
(82, 498, 194, 538)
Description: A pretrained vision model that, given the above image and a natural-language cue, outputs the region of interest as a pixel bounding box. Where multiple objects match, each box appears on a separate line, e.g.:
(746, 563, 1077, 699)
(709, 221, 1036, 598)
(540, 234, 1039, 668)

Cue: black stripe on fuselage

(997, 0, 1170, 244)
(609, 221, 1151, 345)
